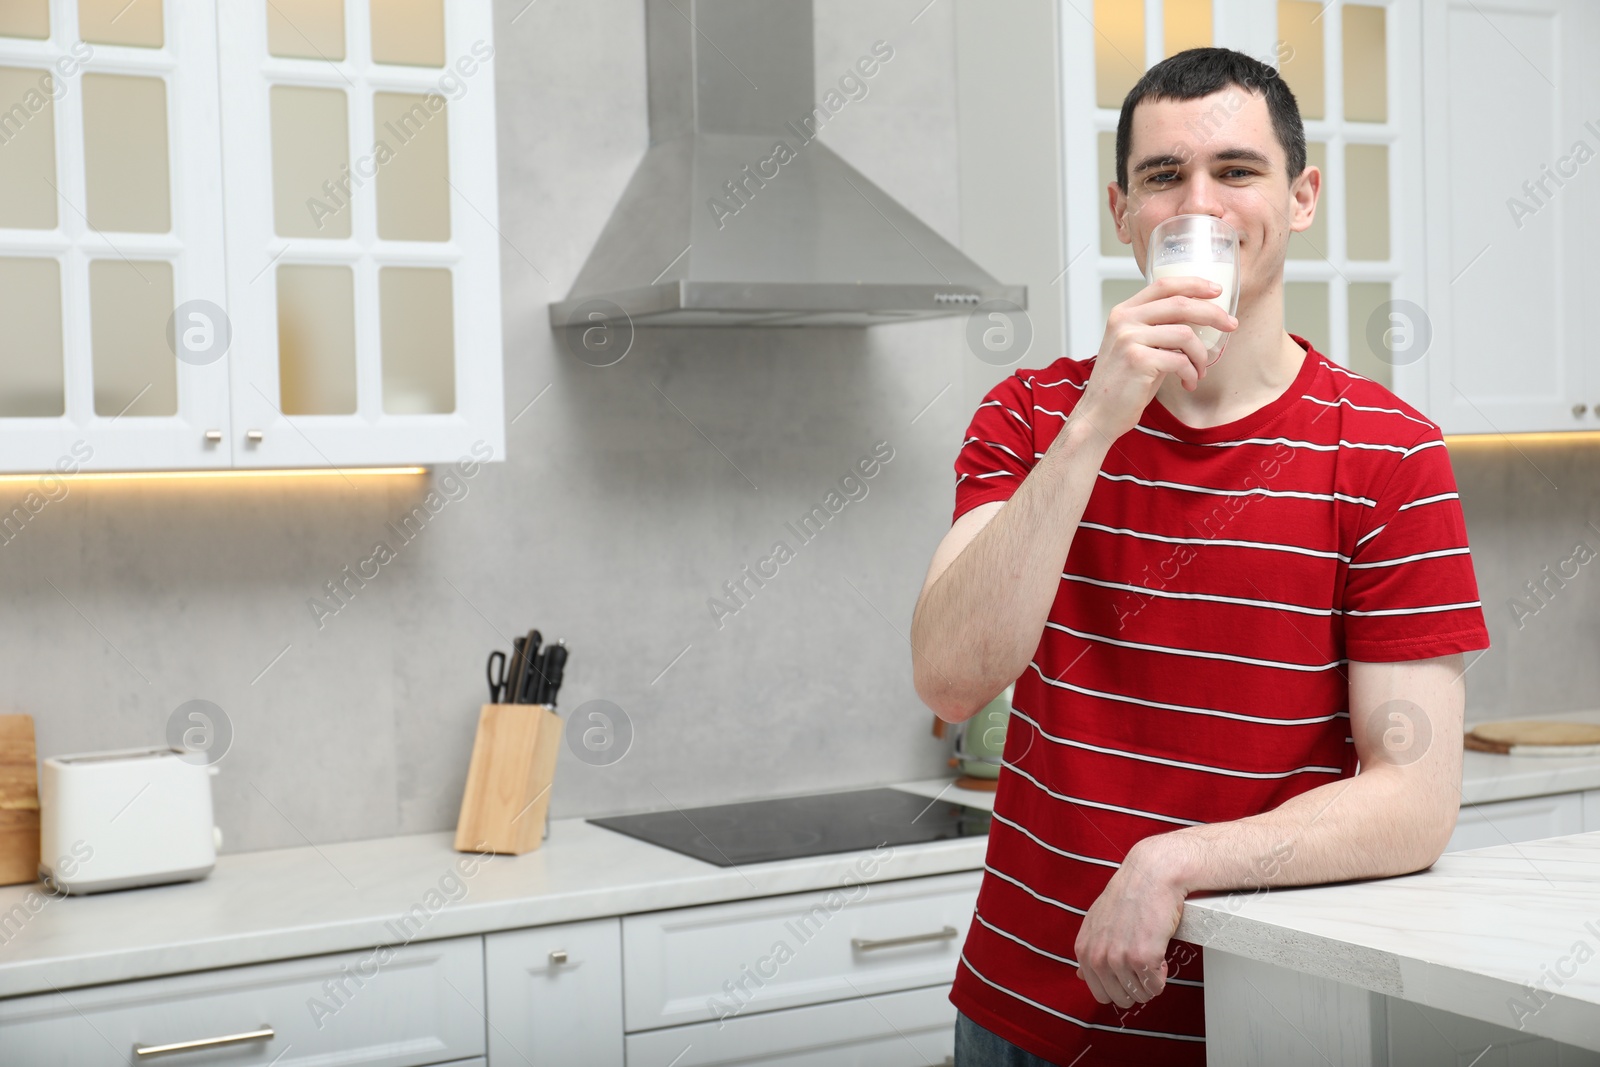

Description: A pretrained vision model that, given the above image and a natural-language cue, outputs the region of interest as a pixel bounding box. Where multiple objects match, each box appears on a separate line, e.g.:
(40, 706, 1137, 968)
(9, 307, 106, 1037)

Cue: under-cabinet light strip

(0, 466, 428, 484)
(1444, 432, 1600, 445)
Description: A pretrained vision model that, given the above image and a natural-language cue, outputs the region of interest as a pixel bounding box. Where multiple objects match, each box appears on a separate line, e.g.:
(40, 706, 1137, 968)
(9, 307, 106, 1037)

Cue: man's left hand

(1074, 836, 1189, 1009)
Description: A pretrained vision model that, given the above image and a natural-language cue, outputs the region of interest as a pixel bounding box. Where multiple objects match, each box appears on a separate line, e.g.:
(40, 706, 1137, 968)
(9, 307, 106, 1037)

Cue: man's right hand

(1069, 274, 1238, 444)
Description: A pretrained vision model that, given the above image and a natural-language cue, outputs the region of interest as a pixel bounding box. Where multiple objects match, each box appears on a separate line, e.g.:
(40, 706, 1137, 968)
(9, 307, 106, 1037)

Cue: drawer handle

(851, 925, 959, 952)
(549, 949, 569, 965)
(133, 1025, 274, 1057)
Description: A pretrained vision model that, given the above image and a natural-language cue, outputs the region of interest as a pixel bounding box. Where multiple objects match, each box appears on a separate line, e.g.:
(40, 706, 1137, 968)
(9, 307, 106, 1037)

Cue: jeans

(954, 1010, 1065, 1066)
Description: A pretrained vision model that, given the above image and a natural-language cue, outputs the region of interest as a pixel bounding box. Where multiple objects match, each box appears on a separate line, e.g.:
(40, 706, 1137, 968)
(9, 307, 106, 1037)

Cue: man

(911, 47, 1490, 1066)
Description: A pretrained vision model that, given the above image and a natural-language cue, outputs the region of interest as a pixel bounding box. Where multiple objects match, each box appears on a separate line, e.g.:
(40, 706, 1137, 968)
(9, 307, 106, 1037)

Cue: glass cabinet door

(217, 0, 504, 469)
(0, 0, 230, 472)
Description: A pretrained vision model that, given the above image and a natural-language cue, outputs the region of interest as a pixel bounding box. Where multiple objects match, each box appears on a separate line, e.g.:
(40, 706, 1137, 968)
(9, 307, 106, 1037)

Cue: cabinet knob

(548, 949, 569, 965)
(1574, 404, 1589, 418)
(246, 429, 264, 443)
(204, 429, 222, 443)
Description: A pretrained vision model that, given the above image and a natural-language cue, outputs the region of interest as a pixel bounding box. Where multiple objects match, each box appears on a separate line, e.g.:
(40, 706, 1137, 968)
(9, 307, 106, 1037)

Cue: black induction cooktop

(587, 786, 992, 867)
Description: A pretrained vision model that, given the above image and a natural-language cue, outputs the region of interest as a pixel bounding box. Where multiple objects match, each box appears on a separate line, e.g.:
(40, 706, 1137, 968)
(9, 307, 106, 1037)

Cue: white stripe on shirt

(1398, 491, 1459, 511)
(1027, 375, 1086, 391)
(1061, 572, 1476, 621)
(1097, 470, 1376, 506)
(1348, 546, 1471, 569)
(1076, 520, 1352, 562)
(1326, 363, 1375, 384)
(973, 911, 1206, 989)
(1045, 621, 1348, 671)
(1355, 523, 1387, 547)
(990, 809, 1121, 869)
(1003, 757, 1205, 826)
(1133, 425, 1413, 454)
(1009, 707, 1347, 778)
(1061, 572, 1337, 616)
(1300, 393, 1433, 429)
(979, 398, 1032, 430)
(984, 863, 1088, 916)
(1343, 600, 1482, 617)
(959, 952, 1208, 1041)
(1025, 660, 1349, 726)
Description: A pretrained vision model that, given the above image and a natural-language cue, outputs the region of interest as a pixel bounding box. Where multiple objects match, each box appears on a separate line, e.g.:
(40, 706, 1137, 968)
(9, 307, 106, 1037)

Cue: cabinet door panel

(1422, 0, 1598, 433)
(0, 934, 486, 1065)
(623, 870, 980, 1031)
(1446, 792, 1584, 852)
(485, 917, 625, 1067)
(0, 0, 230, 472)
(217, 0, 504, 469)
(623, 984, 957, 1067)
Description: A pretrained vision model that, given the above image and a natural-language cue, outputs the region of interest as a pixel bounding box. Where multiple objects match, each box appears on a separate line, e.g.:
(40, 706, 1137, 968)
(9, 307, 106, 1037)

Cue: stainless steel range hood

(548, 0, 1026, 328)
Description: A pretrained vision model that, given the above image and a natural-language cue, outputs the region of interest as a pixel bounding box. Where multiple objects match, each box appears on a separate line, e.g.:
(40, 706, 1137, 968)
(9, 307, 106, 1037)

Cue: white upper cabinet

(0, 0, 504, 473)
(217, 0, 504, 469)
(1422, 0, 1598, 434)
(0, 0, 230, 471)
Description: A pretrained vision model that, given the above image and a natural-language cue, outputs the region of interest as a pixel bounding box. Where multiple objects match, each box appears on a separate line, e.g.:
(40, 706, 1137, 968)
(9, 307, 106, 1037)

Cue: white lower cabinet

(623, 984, 958, 1067)
(622, 870, 980, 1033)
(485, 916, 625, 1066)
(0, 933, 485, 1066)
(1446, 792, 1585, 852)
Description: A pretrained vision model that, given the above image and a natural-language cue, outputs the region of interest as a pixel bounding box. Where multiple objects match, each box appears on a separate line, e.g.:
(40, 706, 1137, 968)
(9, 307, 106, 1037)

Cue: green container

(955, 684, 1012, 780)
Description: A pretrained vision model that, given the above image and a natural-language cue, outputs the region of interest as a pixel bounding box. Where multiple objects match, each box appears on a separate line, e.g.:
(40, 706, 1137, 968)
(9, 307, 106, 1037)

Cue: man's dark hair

(1115, 47, 1305, 193)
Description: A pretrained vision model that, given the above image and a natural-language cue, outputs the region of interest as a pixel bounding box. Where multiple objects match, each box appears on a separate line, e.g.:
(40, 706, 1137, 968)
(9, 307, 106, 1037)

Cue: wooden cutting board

(0, 714, 40, 886)
(1464, 720, 1600, 755)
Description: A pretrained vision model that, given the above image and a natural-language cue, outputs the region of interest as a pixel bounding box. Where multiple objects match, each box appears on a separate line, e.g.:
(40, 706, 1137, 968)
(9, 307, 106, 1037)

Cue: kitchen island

(1176, 828, 1600, 1065)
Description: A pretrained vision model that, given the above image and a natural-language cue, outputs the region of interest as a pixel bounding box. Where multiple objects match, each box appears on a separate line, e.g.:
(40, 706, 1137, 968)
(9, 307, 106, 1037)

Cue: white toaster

(39, 746, 221, 895)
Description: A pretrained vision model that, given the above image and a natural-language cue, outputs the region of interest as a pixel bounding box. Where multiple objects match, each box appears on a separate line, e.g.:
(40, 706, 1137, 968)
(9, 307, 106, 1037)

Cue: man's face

(1110, 87, 1319, 310)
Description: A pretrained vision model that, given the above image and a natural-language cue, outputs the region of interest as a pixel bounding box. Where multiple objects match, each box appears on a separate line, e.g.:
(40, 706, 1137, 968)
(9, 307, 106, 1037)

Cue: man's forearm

(912, 412, 1112, 719)
(1131, 766, 1457, 902)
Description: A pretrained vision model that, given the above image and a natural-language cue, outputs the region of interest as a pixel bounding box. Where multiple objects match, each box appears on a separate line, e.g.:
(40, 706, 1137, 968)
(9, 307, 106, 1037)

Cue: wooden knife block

(0, 715, 40, 886)
(454, 703, 563, 855)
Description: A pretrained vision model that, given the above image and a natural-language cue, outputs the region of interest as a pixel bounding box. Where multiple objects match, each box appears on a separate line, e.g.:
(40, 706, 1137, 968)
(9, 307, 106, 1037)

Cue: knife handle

(505, 637, 526, 706)
(515, 629, 542, 703)
(541, 643, 568, 708)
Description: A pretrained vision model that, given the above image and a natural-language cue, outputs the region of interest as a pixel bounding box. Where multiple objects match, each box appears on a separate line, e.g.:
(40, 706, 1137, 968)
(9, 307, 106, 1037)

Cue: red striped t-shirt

(946, 335, 1490, 1066)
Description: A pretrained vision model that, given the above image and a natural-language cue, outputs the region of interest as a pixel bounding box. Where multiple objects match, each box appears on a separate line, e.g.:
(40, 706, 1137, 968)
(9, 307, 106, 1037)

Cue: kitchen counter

(1176, 829, 1600, 1059)
(1, 723, 1596, 1007)
(0, 779, 992, 999)
(1459, 707, 1600, 803)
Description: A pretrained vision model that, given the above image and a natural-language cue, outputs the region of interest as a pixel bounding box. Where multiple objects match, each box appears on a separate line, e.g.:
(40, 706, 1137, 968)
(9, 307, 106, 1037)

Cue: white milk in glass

(1151, 261, 1235, 351)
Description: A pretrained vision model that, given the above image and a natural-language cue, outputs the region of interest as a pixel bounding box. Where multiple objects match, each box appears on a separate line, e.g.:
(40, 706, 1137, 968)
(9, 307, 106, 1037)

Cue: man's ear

(1109, 181, 1130, 245)
(1289, 164, 1320, 235)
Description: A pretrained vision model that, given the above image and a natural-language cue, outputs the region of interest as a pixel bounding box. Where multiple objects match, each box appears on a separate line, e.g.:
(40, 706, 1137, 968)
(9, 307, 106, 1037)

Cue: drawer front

(0, 934, 485, 1066)
(486, 917, 625, 1066)
(1447, 792, 1584, 852)
(624, 983, 956, 1067)
(622, 870, 980, 1031)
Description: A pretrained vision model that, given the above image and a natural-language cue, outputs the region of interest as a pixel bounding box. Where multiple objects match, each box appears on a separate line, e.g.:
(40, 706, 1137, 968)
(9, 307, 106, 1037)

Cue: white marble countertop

(1175, 829, 1600, 1053)
(1460, 708, 1600, 804)
(0, 778, 995, 999)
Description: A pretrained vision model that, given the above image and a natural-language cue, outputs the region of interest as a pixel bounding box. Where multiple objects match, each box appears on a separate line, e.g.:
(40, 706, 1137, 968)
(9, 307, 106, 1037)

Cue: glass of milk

(1144, 213, 1240, 366)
